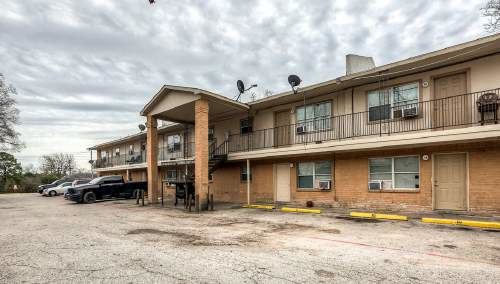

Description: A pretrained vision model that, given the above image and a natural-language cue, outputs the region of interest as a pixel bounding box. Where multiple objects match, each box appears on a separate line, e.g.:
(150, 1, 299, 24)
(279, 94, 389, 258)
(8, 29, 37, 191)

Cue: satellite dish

(288, 74, 302, 89)
(138, 124, 146, 131)
(237, 80, 245, 94)
(89, 160, 94, 164)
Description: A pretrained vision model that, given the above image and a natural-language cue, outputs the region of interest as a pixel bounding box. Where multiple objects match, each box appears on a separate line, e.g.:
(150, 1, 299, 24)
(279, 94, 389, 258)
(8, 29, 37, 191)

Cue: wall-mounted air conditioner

(369, 180, 393, 190)
(296, 125, 306, 134)
(393, 109, 403, 119)
(403, 106, 418, 118)
(318, 180, 331, 190)
(368, 181, 382, 190)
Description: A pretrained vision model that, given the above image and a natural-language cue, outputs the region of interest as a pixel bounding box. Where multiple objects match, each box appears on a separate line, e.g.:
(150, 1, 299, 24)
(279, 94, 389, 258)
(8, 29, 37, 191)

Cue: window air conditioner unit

(393, 109, 403, 119)
(368, 181, 382, 190)
(296, 125, 306, 134)
(403, 106, 418, 118)
(318, 180, 331, 190)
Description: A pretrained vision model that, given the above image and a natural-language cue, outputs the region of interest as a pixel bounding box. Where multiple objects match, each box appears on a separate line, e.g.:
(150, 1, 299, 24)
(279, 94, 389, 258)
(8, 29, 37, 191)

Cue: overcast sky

(0, 0, 491, 169)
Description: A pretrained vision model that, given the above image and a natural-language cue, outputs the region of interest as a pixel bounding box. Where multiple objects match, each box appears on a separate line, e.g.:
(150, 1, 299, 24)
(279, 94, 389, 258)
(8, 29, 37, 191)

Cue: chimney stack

(346, 54, 376, 75)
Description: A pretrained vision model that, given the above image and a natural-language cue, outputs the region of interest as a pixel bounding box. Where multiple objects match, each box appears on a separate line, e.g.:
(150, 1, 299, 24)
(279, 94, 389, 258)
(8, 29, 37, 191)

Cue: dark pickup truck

(67, 175, 147, 204)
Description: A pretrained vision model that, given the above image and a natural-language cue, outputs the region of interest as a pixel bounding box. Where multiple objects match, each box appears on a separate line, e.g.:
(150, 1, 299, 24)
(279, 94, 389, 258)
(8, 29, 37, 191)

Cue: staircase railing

(210, 140, 229, 159)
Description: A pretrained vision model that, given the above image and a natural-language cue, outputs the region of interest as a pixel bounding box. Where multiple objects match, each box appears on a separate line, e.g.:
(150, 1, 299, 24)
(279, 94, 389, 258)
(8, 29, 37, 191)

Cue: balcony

(95, 152, 145, 169)
(228, 88, 500, 153)
(158, 142, 195, 161)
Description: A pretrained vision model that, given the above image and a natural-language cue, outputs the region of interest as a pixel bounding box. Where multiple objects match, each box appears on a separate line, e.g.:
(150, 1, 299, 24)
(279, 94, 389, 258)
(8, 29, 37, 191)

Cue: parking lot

(0, 193, 499, 283)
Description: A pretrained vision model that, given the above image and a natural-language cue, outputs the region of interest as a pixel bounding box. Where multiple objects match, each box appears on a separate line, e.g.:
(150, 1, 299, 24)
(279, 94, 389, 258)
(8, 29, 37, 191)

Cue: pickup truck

(66, 175, 147, 204)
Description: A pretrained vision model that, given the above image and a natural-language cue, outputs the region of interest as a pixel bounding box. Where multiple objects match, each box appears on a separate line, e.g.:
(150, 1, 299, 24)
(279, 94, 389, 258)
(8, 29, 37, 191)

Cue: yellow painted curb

(421, 218, 500, 229)
(350, 212, 408, 221)
(281, 207, 321, 214)
(242, 204, 275, 210)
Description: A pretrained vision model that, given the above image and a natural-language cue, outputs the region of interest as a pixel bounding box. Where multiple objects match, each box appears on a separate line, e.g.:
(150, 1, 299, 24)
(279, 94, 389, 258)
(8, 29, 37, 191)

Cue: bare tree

(482, 0, 500, 32)
(0, 73, 22, 151)
(40, 153, 76, 178)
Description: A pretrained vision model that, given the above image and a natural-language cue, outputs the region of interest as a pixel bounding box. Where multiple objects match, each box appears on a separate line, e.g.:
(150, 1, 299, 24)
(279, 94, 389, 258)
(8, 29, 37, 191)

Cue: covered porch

(140, 85, 249, 210)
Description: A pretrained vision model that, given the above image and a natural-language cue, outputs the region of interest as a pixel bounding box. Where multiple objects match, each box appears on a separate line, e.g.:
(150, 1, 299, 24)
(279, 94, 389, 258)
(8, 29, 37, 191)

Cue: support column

(195, 99, 209, 211)
(146, 115, 158, 204)
(246, 159, 251, 205)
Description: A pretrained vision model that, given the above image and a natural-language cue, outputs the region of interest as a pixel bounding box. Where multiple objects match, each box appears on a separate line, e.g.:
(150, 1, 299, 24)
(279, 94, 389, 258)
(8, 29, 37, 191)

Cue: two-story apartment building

(90, 34, 500, 213)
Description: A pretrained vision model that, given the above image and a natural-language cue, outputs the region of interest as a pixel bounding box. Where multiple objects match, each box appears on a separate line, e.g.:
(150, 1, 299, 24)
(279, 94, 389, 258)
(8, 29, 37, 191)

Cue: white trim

(368, 155, 420, 191)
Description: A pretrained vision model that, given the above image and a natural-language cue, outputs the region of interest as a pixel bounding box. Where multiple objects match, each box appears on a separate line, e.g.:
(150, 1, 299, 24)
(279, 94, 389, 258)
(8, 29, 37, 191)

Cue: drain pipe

(246, 159, 251, 205)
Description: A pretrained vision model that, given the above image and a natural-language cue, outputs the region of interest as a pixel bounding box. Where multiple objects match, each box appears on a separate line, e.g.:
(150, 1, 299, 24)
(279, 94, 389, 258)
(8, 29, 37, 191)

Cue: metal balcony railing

(94, 151, 145, 169)
(158, 142, 195, 161)
(228, 88, 500, 153)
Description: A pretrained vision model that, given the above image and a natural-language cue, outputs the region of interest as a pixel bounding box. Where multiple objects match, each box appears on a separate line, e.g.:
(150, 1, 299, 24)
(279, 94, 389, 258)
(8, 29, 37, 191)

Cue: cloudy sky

(0, 0, 491, 169)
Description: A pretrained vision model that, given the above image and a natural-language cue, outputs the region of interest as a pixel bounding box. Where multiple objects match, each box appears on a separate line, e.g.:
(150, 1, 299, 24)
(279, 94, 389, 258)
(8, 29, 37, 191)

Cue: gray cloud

(0, 0, 488, 168)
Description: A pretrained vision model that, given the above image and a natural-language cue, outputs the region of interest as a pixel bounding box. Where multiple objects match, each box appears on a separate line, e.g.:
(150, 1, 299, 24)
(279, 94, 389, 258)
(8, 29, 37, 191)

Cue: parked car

(66, 175, 147, 204)
(38, 179, 65, 194)
(72, 179, 91, 187)
(64, 179, 91, 199)
(43, 182, 73, 197)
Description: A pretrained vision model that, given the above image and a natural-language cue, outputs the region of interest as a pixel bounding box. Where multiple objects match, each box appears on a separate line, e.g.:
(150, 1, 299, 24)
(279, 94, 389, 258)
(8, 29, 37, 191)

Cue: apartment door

(434, 153, 467, 210)
(274, 110, 291, 147)
(433, 73, 468, 129)
(275, 163, 291, 202)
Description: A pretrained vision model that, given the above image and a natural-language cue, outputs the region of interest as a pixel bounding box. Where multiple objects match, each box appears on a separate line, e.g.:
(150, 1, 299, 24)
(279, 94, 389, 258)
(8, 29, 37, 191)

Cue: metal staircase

(209, 140, 228, 174)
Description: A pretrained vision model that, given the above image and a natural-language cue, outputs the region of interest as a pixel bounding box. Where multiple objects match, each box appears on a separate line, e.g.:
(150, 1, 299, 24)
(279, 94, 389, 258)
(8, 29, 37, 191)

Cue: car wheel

(49, 190, 56, 197)
(83, 192, 96, 204)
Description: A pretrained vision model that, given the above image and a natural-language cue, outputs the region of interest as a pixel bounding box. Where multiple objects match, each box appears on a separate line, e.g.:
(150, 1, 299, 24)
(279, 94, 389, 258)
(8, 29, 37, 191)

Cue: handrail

(227, 88, 500, 153)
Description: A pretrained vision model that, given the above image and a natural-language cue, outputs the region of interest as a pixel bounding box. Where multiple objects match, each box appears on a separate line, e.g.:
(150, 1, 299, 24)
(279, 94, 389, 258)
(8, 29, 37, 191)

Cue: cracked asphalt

(0, 193, 499, 283)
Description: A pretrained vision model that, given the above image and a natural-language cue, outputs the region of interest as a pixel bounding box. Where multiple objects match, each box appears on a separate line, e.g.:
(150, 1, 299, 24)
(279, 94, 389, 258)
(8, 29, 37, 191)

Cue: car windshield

(58, 182, 72, 188)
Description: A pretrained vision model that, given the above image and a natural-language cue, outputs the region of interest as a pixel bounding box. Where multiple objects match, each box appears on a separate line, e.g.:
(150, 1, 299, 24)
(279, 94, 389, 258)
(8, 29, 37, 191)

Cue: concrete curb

(350, 212, 408, 221)
(421, 218, 500, 229)
(281, 207, 321, 214)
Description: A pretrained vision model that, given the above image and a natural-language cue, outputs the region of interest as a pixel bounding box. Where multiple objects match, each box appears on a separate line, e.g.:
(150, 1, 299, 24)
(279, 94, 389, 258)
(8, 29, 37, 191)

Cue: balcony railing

(158, 142, 195, 161)
(95, 152, 145, 169)
(228, 88, 500, 153)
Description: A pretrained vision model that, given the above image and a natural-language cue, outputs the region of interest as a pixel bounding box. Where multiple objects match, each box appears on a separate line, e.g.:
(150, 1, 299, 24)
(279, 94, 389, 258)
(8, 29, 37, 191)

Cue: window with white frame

(115, 148, 120, 156)
(296, 101, 331, 132)
(167, 134, 181, 153)
(369, 156, 420, 190)
(166, 169, 177, 181)
(297, 161, 332, 189)
(368, 82, 419, 121)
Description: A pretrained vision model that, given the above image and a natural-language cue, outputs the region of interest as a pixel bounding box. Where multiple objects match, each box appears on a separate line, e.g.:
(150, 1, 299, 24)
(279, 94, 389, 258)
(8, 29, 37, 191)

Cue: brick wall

(210, 161, 274, 203)
(469, 146, 500, 211)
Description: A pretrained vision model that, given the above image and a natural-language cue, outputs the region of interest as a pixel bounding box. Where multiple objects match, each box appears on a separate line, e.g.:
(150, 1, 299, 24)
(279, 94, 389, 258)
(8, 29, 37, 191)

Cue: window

(166, 169, 177, 181)
(369, 156, 420, 190)
(296, 101, 331, 132)
(167, 134, 181, 153)
(129, 145, 134, 155)
(240, 118, 253, 134)
(208, 127, 215, 141)
(368, 82, 419, 121)
(115, 148, 120, 156)
(240, 164, 251, 181)
(297, 161, 332, 189)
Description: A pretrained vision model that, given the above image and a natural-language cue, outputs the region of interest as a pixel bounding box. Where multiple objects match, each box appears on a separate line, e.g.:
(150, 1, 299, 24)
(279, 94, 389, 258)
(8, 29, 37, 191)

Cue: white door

(276, 163, 291, 202)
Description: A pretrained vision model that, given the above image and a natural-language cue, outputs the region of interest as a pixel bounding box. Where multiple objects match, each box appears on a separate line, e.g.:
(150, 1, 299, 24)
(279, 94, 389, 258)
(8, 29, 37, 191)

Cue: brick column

(195, 99, 209, 211)
(146, 115, 159, 204)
